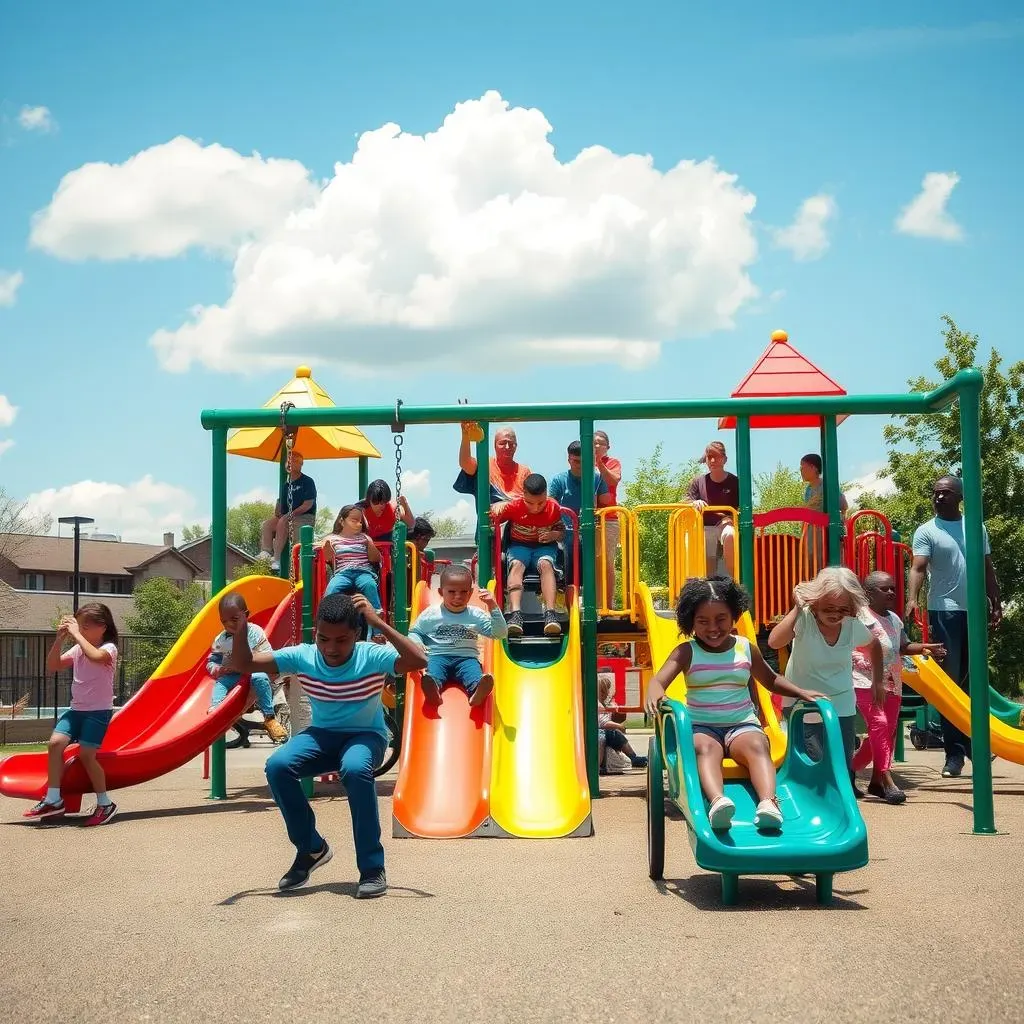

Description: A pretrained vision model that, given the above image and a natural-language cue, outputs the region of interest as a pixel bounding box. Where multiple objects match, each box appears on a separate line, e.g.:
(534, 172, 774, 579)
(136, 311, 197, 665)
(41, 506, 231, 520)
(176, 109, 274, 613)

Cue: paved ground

(2, 738, 1024, 1024)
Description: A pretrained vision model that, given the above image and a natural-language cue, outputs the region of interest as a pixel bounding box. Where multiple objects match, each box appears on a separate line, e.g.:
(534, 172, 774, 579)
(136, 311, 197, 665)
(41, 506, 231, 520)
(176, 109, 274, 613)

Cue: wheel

(223, 724, 243, 750)
(646, 734, 665, 881)
(373, 707, 401, 778)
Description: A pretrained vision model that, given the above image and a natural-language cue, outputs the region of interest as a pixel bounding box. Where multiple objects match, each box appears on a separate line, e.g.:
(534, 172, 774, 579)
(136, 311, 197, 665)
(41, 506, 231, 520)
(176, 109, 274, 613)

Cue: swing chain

(279, 401, 299, 643)
(393, 434, 404, 502)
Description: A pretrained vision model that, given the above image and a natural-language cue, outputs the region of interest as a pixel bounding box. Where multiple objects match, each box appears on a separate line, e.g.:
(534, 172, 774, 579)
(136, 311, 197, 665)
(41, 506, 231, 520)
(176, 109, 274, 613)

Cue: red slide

(0, 575, 297, 813)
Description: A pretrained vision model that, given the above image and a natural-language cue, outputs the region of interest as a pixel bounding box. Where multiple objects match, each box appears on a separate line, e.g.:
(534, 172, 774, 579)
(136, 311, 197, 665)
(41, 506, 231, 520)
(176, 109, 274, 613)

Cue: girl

(645, 577, 824, 831)
(598, 673, 647, 772)
(323, 504, 383, 611)
(25, 603, 120, 825)
(768, 567, 883, 785)
(852, 571, 946, 804)
(360, 479, 414, 544)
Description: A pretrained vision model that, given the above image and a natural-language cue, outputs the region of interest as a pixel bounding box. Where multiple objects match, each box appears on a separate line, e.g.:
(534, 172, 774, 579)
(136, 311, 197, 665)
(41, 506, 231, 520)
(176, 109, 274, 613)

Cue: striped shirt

(273, 642, 398, 740)
(684, 635, 760, 728)
(326, 532, 373, 571)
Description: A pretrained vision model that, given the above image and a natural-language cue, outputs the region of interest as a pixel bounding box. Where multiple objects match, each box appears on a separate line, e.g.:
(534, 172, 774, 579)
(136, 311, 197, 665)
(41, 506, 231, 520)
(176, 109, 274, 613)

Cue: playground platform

(2, 744, 1023, 1024)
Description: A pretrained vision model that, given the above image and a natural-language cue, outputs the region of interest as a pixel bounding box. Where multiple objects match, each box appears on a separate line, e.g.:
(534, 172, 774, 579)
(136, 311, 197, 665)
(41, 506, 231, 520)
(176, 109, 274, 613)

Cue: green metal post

(474, 423, 492, 587)
(210, 427, 228, 800)
(735, 416, 755, 598)
(960, 379, 996, 834)
(823, 415, 843, 566)
(580, 418, 600, 798)
(392, 521, 409, 636)
(358, 455, 369, 498)
(299, 525, 315, 799)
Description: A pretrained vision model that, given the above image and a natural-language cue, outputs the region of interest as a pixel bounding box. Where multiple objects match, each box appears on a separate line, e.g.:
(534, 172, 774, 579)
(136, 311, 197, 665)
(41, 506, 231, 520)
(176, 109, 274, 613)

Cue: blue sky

(2, 2, 1022, 540)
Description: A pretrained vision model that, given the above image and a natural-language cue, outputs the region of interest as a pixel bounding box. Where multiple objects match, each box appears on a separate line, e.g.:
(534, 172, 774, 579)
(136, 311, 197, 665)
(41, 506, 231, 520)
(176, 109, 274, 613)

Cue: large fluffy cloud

(30, 136, 318, 259)
(895, 172, 964, 241)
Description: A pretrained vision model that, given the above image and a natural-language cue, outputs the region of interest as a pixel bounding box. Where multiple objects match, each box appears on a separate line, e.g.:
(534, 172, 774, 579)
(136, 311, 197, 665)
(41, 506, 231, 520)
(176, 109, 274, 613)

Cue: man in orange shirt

(454, 424, 531, 505)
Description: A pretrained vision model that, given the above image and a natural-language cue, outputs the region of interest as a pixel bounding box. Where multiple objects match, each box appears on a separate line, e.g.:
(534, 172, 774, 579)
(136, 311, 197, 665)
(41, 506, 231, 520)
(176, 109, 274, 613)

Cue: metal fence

(0, 632, 178, 717)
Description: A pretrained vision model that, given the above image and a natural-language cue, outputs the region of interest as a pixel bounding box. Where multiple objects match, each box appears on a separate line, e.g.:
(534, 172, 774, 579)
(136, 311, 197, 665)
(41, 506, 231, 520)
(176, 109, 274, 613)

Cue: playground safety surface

(2, 742, 1023, 1023)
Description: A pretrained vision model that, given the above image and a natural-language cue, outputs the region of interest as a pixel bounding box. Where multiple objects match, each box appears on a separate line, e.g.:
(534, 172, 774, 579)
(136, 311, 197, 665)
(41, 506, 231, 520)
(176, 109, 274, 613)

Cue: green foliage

(314, 506, 335, 539)
(232, 555, 274, 581)
(861, 316, 1024, 694)
(124, 577, 205, 681)
(753, 462, 806, 536)
(423, 512, 467, 538)
(227, 501, 275, 556)
(181, 523, 206, 543)
(621, 443, 700, 589)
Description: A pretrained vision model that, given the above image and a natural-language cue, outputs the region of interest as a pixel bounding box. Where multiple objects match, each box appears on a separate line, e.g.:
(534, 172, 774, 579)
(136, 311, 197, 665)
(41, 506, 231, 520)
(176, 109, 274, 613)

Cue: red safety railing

(752, 507, 829, 628)
(493, 506, 580, 607)
(843, 509, 896, 573)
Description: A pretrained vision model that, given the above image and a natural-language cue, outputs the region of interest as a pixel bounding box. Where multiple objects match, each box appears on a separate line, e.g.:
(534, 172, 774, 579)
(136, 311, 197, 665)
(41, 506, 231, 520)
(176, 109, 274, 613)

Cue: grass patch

(0, 743, 47, 755)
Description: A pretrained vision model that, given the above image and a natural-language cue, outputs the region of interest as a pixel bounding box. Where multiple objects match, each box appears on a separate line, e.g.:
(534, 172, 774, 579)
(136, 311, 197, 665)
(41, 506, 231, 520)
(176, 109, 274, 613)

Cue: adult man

(594, 431, 622, 607)
(686, 441, 739, 578)
(907, 474, 1002, 778)
(260, 451, 317, 571)
(453, 424, 531, 505)
(549, 440, 613, 586)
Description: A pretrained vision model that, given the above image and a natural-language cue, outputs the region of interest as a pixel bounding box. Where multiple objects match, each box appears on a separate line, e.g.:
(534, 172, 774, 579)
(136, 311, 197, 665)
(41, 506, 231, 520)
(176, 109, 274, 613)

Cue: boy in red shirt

(491, 473, 565, 637)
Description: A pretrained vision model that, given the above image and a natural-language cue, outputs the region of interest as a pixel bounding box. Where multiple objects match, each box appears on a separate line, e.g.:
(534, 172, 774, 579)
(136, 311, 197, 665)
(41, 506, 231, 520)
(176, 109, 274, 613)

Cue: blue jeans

(929, 610, 972, 762)
(425, 653, 484, 694)
(324, 567, 382, 609)
(506, 543, 558, 574)
(265, 728, 387, 873)
(211, 672, 275, 717)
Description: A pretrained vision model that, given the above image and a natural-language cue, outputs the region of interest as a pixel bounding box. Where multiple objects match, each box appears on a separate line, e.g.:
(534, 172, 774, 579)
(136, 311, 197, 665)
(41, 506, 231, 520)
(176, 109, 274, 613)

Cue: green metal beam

(823, 415, 842, 565)
(475, 423, 492, 587)
(735, 416, 755, 597)
(579, 418, 600, 799)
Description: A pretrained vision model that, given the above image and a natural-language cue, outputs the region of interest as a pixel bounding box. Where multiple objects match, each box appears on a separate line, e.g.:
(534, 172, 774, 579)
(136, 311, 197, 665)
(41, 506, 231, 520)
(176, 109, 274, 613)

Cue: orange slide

(391, 582, 494, 838)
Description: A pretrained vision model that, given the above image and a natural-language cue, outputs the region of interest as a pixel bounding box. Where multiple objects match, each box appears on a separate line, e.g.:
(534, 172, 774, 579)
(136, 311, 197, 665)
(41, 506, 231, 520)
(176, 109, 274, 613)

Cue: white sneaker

(270, 560, 281, 572)
(708, 795, 735, 830)
(258, 550, 273, 561)
(754, 798, 783, 830)
(605, 748, 632, 773)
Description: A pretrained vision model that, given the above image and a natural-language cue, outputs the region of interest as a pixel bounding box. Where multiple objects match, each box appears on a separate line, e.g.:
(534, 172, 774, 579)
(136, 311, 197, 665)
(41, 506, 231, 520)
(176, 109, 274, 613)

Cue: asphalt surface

(2, 739, 1023, 1023)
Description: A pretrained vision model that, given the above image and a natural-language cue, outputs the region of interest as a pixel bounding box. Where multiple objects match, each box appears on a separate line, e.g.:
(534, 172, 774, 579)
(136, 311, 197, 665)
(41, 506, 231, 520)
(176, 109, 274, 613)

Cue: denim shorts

(425, 654, 485, 692)
(507, 543, 558, 573)
(692, 722, 763, 750)
(54, 708, 113, 749)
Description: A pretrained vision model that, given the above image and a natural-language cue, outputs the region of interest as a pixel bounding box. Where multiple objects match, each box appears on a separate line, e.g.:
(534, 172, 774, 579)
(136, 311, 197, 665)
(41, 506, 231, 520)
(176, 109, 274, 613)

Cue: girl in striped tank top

(323, 505, 384, 611)
(645, 577, 825, 831)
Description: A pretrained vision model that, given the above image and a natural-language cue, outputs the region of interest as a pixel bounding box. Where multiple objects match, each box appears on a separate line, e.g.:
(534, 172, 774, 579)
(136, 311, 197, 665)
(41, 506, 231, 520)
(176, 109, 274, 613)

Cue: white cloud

(398, 469, 431, 502)
(231, 485, 277, 505)
(45, 91, 759, 374)
(431, 498, 476, 533)
(18, 105, 55, 133)
(773, 194, 836, 261)
(845, 468, 897, 504)
(0, 440, 13, 458)
(30, 136, 318, 260)
(0, 395, 17, 428)
(895, 172, 964, 241)
(24, 475, 198, 543)
(0, 269, 24, 307)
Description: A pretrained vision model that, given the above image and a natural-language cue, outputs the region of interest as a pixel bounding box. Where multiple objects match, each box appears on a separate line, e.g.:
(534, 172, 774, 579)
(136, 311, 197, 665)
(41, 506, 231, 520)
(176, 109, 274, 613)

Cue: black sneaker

(941, 759, 964, 778)
(543, 610, 562, 637)
(506, 611, 524, 637)
(630, 755, 648, 769)
(356, 868, 387, 899)
(278, 843, 333, 891)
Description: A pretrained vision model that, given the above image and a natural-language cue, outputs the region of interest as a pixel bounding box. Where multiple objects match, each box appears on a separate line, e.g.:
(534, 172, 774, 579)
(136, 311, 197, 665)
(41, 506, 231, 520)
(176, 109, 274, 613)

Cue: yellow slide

(904, 656, 1024, 765)
(635, 581, 786, 775)
(488, 593, 592, 838)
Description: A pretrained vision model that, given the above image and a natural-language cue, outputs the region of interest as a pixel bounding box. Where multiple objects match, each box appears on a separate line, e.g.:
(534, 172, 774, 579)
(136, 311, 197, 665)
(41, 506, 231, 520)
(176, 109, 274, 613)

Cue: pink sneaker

(82, 802, 117, 827)
(23, 799, 65, 820)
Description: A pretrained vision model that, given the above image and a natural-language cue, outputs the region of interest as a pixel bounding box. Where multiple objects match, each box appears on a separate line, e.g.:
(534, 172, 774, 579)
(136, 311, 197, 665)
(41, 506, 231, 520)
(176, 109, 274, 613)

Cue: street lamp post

(58, 516, 95, 613)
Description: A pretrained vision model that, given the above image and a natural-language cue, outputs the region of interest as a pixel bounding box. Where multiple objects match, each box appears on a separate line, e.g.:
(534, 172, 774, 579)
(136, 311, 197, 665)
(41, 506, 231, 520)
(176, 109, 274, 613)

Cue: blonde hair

(794, 566, 867, 614)
(597, 672, 615, 703)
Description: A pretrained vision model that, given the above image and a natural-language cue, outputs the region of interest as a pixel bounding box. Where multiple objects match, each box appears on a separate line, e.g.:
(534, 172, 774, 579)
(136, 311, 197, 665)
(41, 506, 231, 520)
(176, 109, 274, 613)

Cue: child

(598, 673, 647, 771)
(323, 504, 383, 611)
(360, 479, 414, 544)
(490, 473, 565, 638)
(645, 577, 823, 831)
(229, 592, 426, 896)
(24, 603, 120, 825)
(768, 566, 883, 784)
(852, 571, 945, 804)
(409, 564, 507, 708)
(207, 592, 287, 743)
(408, 517, 437, 585)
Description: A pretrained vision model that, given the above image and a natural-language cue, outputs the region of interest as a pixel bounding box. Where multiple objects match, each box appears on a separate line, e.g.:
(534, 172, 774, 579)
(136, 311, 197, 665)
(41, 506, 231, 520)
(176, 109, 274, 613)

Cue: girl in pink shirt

(24, 603, 120, 826)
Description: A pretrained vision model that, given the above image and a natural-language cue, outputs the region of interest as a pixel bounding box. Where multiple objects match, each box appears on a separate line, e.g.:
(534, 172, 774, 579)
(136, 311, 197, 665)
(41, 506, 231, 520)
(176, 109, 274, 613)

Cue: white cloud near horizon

(895, 172, 964, 241)
(845, 468, 897, 504)
(0, 269, 24, 307)
(18, 105, 56, 133)
(0, 394, 17, 428)
(33, 91, 760, 376)
(773, 194, 836, 261)
(431, 498, 476, 533)
(398, 469, 431, 503)
(0, 441, 13, 458)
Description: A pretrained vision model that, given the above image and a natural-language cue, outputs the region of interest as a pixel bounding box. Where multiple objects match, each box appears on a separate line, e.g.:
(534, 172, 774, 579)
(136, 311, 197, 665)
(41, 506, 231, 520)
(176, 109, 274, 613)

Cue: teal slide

(647, 699, 868, 906)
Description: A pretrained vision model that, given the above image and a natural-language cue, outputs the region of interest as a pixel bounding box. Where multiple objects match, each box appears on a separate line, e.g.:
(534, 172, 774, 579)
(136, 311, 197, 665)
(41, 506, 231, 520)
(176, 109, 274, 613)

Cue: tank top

(684, 635, 760, 727)
(329, 532, 372, 571)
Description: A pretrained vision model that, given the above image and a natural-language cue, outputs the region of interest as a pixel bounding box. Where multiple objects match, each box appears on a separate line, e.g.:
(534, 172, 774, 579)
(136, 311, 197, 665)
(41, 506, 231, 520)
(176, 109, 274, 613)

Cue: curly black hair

(316, 593, 365, 631)
(675, 575, 750, 635)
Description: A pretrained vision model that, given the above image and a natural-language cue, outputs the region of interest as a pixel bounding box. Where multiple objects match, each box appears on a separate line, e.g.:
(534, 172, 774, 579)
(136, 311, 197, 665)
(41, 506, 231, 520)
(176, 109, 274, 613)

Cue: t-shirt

(912, 517, 991, 612)
(68, 642, 118, 711)
(273, 641, 399, 740)
(492, 497, 563, 546)
(361, 501, 397, 542)
(853, 610, 904, 694)
(601, 456, 622, 521)
(803, 482, 823, 511)
(684, 636, 760, 728)
(326, 532, 373, 572)
(784, 607, 873, 718)
(279, 473, 317, 519)
(452, 459, 532, 506)
(409, 605, 508, 656)
(686, 472, 739, 527)
(207, 623, 273, 677)
(548, 470, 609, 521)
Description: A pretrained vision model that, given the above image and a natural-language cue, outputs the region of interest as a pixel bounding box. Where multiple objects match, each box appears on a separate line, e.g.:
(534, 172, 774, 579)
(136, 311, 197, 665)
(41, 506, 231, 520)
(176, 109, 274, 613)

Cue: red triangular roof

(718, 331, 847, 429)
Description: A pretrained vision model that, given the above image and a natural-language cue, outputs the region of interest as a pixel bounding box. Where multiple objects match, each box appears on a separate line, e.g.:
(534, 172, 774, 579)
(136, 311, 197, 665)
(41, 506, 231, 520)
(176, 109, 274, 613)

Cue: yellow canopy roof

(227, 366, 382, 462)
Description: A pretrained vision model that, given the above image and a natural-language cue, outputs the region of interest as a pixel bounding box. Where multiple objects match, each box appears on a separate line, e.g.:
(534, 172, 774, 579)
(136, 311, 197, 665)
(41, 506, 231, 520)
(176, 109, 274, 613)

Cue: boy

(490, 473, 565, 638)
(228, 592, 426, 897)
(409, 564, 507, 708)
(208, 592, 287, 743)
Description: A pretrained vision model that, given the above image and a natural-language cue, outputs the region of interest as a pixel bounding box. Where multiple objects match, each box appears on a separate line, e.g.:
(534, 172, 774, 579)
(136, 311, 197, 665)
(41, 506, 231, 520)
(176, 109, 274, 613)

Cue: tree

(621, 444, 700, 589)
(315, 506, 335, 539)
(1, 488, 52, 620)
(753, 463, 806, 536)
(858, 316, 1024, 694)
(422, 512, 467, 539)
(181, 523, 206, 543)
(124, 577, 205, 681)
